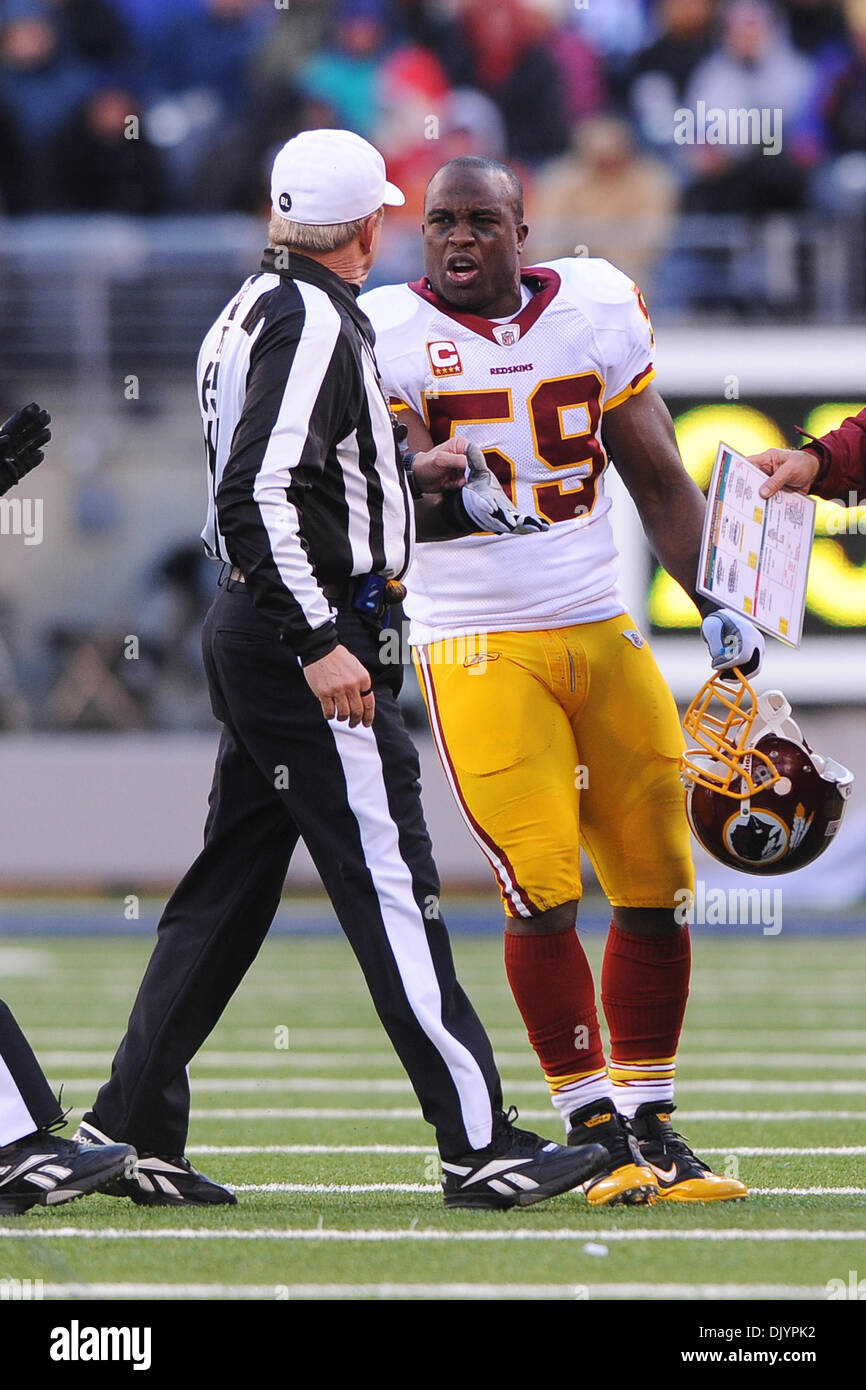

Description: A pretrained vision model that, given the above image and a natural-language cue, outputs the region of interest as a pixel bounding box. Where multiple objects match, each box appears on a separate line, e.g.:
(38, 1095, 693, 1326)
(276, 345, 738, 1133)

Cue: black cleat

(442, 1105, 608, 1210)
(73, 1121, 236, 1206)
(566, 1099, 659, 1207)
(0, 1129, 136, 1215)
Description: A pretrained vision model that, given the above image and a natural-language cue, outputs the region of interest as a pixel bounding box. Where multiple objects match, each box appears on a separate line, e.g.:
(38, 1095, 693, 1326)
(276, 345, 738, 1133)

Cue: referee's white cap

(270, 129, 405, 226)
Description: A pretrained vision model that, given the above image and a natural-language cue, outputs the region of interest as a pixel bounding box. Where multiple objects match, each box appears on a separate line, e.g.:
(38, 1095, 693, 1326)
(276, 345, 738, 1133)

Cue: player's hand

(460, 442, 549, 536)
(303, 645, 375, 728)
(750, 448, 820, 499)
(0, 402, 51, 497)
(411, 436, 469, 493)
(701, 606, 764, 679)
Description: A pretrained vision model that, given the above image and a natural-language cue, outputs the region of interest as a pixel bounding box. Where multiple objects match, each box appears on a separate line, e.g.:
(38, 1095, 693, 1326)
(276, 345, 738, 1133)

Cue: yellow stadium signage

(648, 401, 866, 631)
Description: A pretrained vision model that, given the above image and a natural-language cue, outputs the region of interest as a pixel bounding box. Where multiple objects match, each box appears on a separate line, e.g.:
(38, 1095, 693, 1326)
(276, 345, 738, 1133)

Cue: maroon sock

(601, 921, 691, 1063)
(504, 927, 605, 1082)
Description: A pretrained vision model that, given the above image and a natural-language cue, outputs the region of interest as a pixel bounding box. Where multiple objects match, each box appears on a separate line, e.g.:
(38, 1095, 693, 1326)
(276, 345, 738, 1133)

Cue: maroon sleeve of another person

(803, 406, 866, 503)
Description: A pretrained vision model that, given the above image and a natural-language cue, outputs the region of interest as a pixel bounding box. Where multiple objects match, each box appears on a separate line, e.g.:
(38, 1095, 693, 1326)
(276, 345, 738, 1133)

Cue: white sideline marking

(53, 1093, 866, 1120)
(676, 1081, 866, 1094)
(701, 1147, 866, 1156)
(38, 1051, 866, 1071)
(50, 1073, 866, 1095)
(186, 1141, 865, 1159)
(50, 1076, 866, 1098)
(25, 1027, 866, 1045)
(189, 1145, 434, 1155)
(235, 1183, 436, 1193)
(178, 1107, 866, 1135)
(0, 1227, 863, 1243)
(185, 1108, 430, 1120)
(231, 1183, 866, 1197)
(34, 1282, 828, 1301)
(751, 1187, 866, 1196)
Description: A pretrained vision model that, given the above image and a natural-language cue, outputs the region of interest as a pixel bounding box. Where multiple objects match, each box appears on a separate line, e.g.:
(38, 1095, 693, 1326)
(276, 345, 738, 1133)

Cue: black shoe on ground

(74, 1120, 236, 1207)
(566, 1099, 659, 1207)
(442, 1105, 608, 1210)
(0, 1129, 136, 1215)
(630, 1102, 748, 1202)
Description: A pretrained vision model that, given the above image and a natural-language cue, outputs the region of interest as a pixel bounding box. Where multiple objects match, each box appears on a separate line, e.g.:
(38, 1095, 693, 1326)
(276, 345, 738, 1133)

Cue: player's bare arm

(603, 386, 763, 675)
(601, 385, 707, 605)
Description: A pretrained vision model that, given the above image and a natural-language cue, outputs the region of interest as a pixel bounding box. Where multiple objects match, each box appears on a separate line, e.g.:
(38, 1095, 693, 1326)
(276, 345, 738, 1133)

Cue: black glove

(0, 402, 51, 497)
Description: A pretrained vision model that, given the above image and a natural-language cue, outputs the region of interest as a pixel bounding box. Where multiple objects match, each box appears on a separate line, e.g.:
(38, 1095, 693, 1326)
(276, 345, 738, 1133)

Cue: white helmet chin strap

(751, 690, 803, 744)
(812, 753, 855, 794)
(751, 689, 854, 794)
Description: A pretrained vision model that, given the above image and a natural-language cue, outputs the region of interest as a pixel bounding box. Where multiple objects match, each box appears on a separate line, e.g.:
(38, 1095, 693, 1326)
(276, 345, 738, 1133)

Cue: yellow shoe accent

(585, 1163, 659, 1207)
(656, 1173, 749, 1202)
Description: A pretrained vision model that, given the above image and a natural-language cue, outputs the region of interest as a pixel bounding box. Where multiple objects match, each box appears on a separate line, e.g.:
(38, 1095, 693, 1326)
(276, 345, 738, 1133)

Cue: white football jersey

(360, 257, 655, 643)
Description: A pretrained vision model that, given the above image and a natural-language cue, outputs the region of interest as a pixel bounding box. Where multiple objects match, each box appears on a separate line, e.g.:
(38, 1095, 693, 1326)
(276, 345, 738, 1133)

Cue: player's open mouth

(445, 257, 479, 286)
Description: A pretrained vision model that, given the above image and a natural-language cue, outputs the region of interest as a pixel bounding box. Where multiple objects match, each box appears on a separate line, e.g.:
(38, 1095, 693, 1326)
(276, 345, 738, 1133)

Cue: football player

(360, 156, 763, 1205)
(0, 403, 135, 1213)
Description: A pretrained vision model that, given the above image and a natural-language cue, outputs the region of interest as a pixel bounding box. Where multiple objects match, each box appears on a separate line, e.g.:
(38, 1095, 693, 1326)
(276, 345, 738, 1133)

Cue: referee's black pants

(0, 1001, 65, 1146)
(86, 580, 503, 1158)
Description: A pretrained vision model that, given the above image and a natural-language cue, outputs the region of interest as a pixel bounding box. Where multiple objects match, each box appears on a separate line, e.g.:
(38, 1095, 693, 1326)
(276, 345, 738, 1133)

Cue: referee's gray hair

(268, 206, 384, 254)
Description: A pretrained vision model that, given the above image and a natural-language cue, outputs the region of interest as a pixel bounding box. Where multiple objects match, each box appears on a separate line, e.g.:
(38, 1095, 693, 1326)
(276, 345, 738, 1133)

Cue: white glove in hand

(460, 442, 549, 535)
(701, 606, 764, 678)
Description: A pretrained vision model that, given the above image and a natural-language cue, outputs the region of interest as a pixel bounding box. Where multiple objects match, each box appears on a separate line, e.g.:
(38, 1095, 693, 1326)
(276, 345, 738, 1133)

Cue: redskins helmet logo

(722, 808, 789, 866)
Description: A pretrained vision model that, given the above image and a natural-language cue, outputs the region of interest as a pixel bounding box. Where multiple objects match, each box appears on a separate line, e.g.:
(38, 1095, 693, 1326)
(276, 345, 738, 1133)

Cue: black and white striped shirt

(197, 250, 413, 663)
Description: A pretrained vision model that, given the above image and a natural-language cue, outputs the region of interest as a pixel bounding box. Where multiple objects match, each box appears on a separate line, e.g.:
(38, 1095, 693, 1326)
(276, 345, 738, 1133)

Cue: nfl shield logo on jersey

(492, 323, 520, 347)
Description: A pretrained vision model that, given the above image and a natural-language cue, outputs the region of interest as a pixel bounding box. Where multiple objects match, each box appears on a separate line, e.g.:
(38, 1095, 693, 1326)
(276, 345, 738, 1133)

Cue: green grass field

(1, 926, 864, 1301)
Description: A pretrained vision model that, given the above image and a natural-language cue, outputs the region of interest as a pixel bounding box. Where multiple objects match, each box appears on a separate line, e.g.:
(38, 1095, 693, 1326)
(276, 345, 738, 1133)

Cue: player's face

(422, 169, 528, 318)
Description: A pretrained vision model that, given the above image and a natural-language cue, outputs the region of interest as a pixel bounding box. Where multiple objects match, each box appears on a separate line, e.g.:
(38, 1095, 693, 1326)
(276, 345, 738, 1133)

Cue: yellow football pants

(414, 615, 695, 917)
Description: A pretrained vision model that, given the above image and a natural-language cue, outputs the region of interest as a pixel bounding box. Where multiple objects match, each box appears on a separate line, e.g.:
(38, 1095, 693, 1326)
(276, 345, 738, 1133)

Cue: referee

(75, 130, 606, 1210)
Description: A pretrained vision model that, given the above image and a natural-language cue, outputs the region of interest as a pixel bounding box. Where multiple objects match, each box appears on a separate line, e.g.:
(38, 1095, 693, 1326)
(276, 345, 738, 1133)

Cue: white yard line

(42, 1086, 866, 1121)
(50, 1081, 866, 1098)
(188, 1144, 434, 1154)
(37, 1052, 866, 1070)
(0, 1227, 863, 1243)
(31, 1282, 830, 1301)
(229, 1182, 866, 1196)
(175, 1107, 866, 1133)
(185, 1141, 863, 1159)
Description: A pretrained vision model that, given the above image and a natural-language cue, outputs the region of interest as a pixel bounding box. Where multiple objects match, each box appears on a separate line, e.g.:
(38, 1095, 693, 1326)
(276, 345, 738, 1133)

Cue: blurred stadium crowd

(1, 0, 865, 256)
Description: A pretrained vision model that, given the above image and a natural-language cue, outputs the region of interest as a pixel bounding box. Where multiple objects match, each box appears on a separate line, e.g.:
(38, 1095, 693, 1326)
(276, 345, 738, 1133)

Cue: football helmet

(680, 671, 853, 874)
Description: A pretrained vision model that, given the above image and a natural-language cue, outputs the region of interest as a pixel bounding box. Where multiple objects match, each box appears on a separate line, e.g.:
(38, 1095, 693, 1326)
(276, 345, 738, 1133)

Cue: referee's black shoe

(73, 1121, 236, 1206)
(0, 1128, 135, 1215)
(441, 1106, 608, 1210)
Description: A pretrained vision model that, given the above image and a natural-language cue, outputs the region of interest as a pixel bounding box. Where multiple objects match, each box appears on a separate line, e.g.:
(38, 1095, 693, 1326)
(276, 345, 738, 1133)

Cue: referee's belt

(227, 568, 406, 619)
